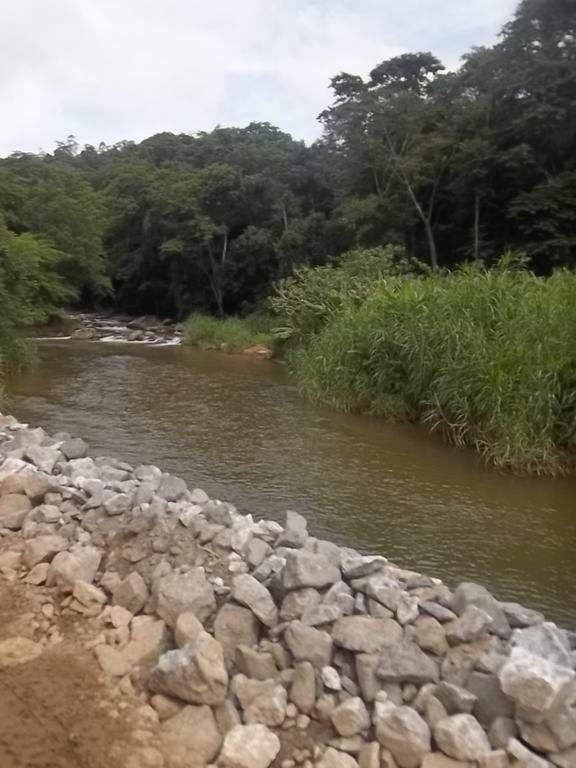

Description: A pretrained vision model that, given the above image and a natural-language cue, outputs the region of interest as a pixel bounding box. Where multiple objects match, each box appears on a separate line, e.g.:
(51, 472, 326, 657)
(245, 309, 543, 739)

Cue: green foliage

(184, 314, 274, 353)
(289, 260, 576, 475)
(0, 214, 75, 392)
(271, 246, 417, 345)
(0, 159, 109, 299)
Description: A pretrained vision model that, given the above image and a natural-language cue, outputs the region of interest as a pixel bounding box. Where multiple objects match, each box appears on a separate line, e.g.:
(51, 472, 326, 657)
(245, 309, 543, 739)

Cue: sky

(1, 0, 519, 156)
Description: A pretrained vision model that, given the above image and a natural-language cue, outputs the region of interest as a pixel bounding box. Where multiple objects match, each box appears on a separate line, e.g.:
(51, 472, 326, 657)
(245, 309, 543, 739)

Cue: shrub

(290, 260, 576, 475)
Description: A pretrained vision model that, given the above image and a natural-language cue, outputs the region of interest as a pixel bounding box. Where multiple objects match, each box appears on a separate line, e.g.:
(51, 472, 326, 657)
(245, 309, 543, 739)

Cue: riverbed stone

(153, 568, 216, 627)
(174, 612, 203, 648)
(509, 623, 572, 669)
(350, 574, 402, 612)
(23, 534, 68, 568)
(415, 616, 449, 656)
(466, 671, 514, 727)
(157, 473, 187, 501)
(113, 571, 149, 614)
(446, 606, 494, 645)
(218, 724, 280, 768)
(59, 437, 88, 461)
(149, 631, 228, 705)
(232, 574, 279, 627)
(500, 603, 545, 629)
(122, 616, 169, 672)
(0, 493, 32, 529)
(435, 683, 477, 715)
(290, 661, 316, 713)
(317, 748, 361, 768)
(276, 510, 308, 549)
(24, 444, 60, 474)
(377, 640, 439, 685)
(103, 492, 133, 516)
(280, 588, 322, 622)
(232, 674, 287, 726)
(284, 620, 333, 668)
(236, 646, 277, 681)
(95, 644, 131, 677)
(434, 715, 492, 761)
(451, 584, 510, 639)
(160, 704, 222, 766)
(421, 602, 458, 623)
(215, 603, 260, 665)
(499, 647, 574, 719)
(246, 538, 272, 569)
(47, 545, 102, 591)
(283, 550, 341, 590)
(375, 705, 432, 768)
(422, 755, 474, 768)
(331, 697, 370, 737)
(333, 616, 402, 654)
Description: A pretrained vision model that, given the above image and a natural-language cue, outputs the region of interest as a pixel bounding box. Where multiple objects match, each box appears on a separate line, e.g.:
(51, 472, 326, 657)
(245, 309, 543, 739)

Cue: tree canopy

(0, 0, 574, 325)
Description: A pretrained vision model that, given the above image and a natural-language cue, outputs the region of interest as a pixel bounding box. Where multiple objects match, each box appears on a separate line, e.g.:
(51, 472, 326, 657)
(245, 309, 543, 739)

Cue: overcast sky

(1, 0, 519, 156)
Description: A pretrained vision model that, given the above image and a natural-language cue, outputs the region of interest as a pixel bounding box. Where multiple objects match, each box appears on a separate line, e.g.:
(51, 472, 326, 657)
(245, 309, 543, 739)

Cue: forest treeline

(1, 0, 575, 333)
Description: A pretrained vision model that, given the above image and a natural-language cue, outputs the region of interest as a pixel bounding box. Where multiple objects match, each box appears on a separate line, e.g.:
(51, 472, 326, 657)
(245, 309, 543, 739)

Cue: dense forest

(1, 0, 575, 327)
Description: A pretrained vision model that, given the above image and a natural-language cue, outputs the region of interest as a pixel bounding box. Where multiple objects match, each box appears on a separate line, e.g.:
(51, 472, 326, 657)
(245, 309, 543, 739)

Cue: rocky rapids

(0, 413, 575, 768)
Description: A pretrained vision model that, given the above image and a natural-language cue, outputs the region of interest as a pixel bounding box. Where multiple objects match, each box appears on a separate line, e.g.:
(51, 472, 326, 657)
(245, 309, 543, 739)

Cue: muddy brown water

(6, 340, 576, 627)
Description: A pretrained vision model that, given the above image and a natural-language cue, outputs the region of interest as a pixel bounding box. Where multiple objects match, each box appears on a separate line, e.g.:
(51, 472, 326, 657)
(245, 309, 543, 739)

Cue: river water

(6, 340, 576, 626)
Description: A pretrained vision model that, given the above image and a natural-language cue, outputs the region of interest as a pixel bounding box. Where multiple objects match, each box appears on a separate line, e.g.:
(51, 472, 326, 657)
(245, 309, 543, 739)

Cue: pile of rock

(68, 313, 183, 345)
(0, 412, 575, 768)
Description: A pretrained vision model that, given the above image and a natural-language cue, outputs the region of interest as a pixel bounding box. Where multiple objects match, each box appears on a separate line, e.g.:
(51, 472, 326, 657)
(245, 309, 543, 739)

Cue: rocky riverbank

(40, 313, 184, 345)
(0, 413, 574, 768)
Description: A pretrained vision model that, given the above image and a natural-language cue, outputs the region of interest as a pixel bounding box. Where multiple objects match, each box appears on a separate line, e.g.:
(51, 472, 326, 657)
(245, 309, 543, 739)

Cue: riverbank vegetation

(0, 0, 575, 472)
(272, 254, 576, 475)
(184, 314, 274, 353)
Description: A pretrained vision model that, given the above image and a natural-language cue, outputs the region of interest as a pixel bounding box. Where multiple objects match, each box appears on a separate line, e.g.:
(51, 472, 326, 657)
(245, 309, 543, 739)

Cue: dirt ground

(0, 582, 153, 768)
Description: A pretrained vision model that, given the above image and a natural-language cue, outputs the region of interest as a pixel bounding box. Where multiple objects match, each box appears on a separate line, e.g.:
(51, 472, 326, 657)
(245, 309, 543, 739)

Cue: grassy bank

(272, 253, 576, 476)
(184, 313, 275, 354)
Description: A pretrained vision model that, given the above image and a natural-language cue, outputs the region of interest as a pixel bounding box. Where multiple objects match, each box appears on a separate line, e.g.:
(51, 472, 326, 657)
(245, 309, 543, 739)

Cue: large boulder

(23, 535, 68, 569)
(232, 574, 279, 627)
(499, 647, 574, 719)
(149, 631, 228, 705)
(283, 550, 341, 590)
(24, 445, 60, 474)
(509, 624, 572, 669)
(332, 616, 402, 654)
(153, 568, 216, 627)
(160, 705, 222, 766)
(451, 584, 510, 639)
(284, 620, 333, 668)
(157, 474, 187, 501)
(47, 546, 102, 591)
(377, 640, 439, 685)
(331, 696, 370, 737)
(219, 725, 280, 768)
(232, 675, 287, 727)
(375, 704, 432, 768)
(276, 510, 308, 549)
(290, 661, 316, 714)
(113, 572, 149, 614)
(0, 493, 32, 530)
(214, 604, 260, 665)
(434, 715, 492, 761)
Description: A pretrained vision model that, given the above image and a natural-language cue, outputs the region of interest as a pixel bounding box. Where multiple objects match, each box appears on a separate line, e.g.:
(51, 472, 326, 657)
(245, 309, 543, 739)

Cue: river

(6, 340, 576, 626)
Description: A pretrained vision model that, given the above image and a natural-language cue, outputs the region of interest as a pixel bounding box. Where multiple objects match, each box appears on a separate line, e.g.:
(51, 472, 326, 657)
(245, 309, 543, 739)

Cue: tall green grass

(286, 263, 576, 475)
(184, 313, 275, 353)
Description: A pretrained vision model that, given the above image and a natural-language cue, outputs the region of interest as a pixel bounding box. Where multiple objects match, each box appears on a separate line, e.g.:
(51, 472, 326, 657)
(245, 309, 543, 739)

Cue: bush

(184, 313, 275, 353)
(270, 246, 415, 347)
(288, 260, 576, 475)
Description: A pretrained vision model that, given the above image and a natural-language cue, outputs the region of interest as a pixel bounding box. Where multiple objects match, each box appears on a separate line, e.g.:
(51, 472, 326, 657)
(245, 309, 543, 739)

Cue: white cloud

(0, 0, 518, 154)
